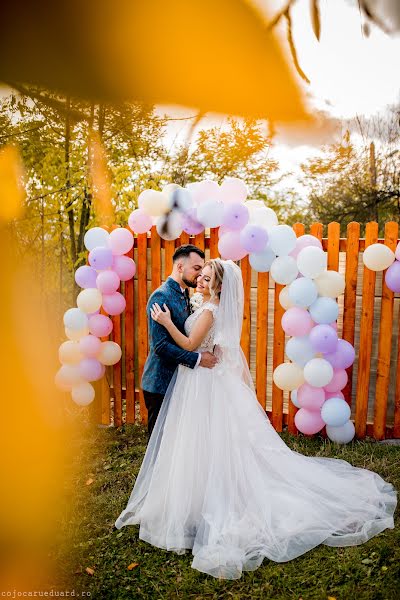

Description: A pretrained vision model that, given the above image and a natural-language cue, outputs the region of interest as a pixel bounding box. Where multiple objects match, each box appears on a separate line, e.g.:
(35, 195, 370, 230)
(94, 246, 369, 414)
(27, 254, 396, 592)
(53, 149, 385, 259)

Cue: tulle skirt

(115, 364, 398, 580)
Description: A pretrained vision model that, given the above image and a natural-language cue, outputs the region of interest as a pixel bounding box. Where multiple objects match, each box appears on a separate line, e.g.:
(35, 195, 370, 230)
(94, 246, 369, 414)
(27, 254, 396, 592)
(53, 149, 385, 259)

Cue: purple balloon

(222, 202, 249, 230)
(309, 324, 338, 354)
(182, 208, 204, 235)
(385, 260, 400, 292)
(88, 246, 113, 270)
(324, 339, 355, 370)
(240, 224, 268, 253)
(78, 357, 104, 381)
(75, 265, 98, 288)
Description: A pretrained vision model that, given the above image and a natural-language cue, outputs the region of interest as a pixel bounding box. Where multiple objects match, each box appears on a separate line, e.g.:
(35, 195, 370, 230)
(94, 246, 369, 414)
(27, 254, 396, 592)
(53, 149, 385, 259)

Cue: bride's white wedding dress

(115, 262, 397, 580)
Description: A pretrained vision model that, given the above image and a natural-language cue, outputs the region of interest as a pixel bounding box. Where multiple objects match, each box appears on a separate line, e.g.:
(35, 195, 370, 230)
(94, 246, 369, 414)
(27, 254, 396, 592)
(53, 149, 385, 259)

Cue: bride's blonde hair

(204, 258, 224, 301)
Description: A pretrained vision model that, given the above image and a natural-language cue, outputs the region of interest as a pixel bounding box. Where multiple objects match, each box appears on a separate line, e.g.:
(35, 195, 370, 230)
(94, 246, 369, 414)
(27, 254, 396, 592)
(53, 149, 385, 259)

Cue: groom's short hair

(173, 244, 205, 263)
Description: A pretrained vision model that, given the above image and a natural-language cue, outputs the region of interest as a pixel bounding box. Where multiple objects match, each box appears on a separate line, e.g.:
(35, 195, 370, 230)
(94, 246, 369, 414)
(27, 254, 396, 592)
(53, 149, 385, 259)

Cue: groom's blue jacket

(141, 277, 199, 395)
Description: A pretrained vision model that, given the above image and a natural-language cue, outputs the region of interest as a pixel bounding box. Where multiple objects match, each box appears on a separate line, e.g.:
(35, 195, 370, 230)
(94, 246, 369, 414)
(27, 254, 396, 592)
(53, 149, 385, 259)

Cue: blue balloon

(326, 420, 355, 444)
(309, 297, 339, 324)
(249, 246, 276, 272)
(288, 276, 318, 308)
(321, 397, 351, 427)
(285, 336, 316, 367)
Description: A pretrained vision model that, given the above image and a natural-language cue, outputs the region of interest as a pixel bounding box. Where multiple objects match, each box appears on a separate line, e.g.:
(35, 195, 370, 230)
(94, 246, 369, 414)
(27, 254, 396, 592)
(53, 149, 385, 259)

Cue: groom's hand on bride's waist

(199, 352, 218, 369)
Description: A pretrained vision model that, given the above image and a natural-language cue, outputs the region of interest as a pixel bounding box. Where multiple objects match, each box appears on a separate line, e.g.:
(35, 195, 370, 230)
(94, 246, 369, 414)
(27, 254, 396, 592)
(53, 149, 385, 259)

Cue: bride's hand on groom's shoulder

(150, 302, 172, 326)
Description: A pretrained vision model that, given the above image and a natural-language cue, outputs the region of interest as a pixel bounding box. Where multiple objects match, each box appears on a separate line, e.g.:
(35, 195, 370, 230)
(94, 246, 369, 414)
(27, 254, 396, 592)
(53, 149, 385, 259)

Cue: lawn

(53, 415, 399, 600)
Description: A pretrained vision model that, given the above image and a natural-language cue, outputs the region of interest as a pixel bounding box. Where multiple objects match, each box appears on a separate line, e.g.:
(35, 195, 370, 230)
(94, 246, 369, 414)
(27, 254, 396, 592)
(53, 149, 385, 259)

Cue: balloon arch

(55, 177, 400, 444)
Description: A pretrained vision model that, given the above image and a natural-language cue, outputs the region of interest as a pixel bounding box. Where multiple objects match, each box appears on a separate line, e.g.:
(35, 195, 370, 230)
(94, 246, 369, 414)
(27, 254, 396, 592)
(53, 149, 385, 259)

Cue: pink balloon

(297, 383, 325, 410)
(79, 334, 102, 357)
(128, 209, 152, 234)
(281, 307, 314, 336)
(295, 408, 325, 435)
(78, 357, 104, 381)
(96, 270, 120, 294)
(102, 291, 126, 315)
(108, 228, 134, 256)
(88, 314, 113, 337)
(218, 232, 247, 260)
(218, 224, 233, 237)
(290, 235, 323, 259)
(324, 369, 348, 393)
(325, 391, 345, 400)
(113, 255, 136, 281)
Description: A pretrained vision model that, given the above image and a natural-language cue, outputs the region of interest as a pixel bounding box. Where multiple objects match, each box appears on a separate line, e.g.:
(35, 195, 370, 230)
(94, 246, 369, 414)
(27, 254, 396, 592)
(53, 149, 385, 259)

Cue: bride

(115, 258, 397, 580)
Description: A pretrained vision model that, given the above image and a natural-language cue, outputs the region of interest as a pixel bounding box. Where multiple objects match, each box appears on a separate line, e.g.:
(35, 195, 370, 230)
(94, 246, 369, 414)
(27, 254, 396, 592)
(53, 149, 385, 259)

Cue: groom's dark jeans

(143, 390, 164, 438)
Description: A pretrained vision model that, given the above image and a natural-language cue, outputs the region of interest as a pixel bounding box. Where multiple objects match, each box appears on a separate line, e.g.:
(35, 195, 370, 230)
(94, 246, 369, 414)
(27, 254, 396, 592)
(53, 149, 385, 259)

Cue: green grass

(54, 417, 400, 600)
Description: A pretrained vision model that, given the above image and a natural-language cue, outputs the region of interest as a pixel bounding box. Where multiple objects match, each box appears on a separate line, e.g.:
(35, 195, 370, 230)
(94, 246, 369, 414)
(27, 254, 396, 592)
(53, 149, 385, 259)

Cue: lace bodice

(184, 302, 219, 352)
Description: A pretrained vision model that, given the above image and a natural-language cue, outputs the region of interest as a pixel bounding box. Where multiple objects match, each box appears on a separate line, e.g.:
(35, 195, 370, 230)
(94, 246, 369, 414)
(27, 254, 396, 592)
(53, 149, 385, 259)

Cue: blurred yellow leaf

(85, 567, 95, 576)
(127, 562, 139, 570)
(85, 478, 94, 486)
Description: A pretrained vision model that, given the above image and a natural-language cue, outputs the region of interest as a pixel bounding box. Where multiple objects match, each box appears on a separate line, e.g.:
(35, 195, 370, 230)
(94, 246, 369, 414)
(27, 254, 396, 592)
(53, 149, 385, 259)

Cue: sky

(156, 0, 400, 192)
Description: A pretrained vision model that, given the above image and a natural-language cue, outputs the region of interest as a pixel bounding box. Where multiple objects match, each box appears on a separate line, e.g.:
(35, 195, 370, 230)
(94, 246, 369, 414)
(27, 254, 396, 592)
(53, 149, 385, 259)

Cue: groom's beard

(182, 277, 198, 288)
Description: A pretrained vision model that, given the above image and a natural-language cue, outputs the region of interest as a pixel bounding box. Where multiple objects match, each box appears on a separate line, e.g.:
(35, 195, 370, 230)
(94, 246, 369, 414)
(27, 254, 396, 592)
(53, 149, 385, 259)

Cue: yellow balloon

(315, 270, 345, 298)
(279, 286, 294, 310)
(58, 340, 83, 364)
(77, 288, 103, 313)
(273, 362, 305, 391)
(98, 341, 122, 366)
(363, 243, 395, 271)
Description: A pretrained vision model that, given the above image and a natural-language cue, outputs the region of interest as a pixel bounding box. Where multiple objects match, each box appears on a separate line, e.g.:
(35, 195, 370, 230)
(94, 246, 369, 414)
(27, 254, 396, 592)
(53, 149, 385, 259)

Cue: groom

(141, 244, 218, 437)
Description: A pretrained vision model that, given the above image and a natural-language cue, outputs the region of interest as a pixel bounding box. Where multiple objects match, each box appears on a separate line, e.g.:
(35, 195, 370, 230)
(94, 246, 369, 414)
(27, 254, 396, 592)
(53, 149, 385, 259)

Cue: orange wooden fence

(91, 221, 400, 441)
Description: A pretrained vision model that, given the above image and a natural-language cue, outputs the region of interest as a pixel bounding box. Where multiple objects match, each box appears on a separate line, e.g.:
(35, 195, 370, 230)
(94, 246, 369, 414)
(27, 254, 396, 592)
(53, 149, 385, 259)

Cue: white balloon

(84, 227, 109, 251)
(279, 286, 294, 310)
(71, 382, 95, 406)
(98, 341, 122, 366)
(63, 307, 89, 331)
(297, 246, 327, 279)
(270, 256, 298, 285)
(156, 211, 183, 240)
(363, 243, 395, 271)
(315, 270, 345, 298)
(249, 206, 278, 230)
(58, 341, 83, 365)
(138, 189, 171, 216)
(303, 358, 334, 387)
(326, 420, 355, 444)
(197, 200, 224, 228)
(77, 288, 103, 314)
(268, 225, 297, 256)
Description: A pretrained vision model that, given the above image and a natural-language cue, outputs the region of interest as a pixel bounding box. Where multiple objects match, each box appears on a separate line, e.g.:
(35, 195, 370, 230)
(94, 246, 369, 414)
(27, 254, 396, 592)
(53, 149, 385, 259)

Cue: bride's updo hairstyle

(204, 258, 224, 301)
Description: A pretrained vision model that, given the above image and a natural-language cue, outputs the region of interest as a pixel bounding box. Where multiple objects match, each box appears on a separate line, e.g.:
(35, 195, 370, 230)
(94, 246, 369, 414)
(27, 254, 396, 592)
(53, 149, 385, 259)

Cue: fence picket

(125, 247, 135, 423)
(355, 222, 378, 439)
(374, 221, 398, 439)
(137, 232, 148, 423)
